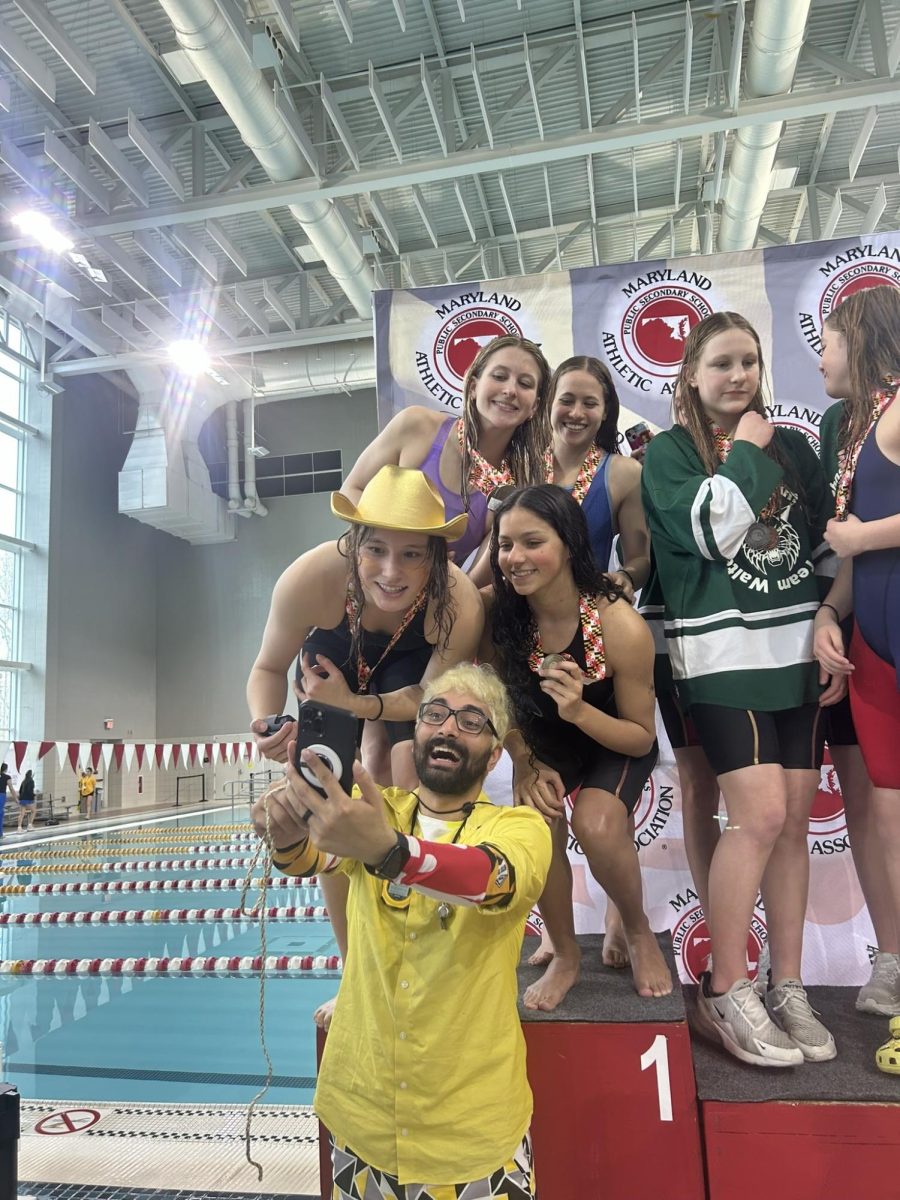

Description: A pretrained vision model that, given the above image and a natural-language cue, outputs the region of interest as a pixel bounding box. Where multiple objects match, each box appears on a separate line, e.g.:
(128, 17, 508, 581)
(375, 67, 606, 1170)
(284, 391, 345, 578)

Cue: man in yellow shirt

(252, 663, 551, 1200)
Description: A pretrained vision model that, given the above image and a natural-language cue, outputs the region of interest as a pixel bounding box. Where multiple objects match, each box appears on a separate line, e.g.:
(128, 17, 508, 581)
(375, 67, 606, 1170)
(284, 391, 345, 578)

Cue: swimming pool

(0, 808, 339, 1108)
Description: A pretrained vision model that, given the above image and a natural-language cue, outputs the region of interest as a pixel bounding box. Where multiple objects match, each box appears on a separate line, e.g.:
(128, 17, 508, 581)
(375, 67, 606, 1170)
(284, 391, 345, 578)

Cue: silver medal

(745, 521, 772, 551)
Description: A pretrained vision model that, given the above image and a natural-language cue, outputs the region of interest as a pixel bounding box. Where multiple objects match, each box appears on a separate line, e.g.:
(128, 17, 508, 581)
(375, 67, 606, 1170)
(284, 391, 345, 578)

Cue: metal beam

(849, 106, 878, 180)
(321, 74, 360, 170)
(61, 77, 900, 237)
(128, 111, 186, 200)
(53, 319, 375, 376)
(469, 44, 494, 149)
(133, 229, 182, 286)
(864, 0, 890, 78)
(12, 0, 96, 93)
(88, 118, 149, 207)
(802, 43, 874, 83)
(206, 219, 247, 276)
(0, 16, 56, 100)
(44, 131, 112, 213)
(420, 56, 448, 156)
(368, 63, 403, 161)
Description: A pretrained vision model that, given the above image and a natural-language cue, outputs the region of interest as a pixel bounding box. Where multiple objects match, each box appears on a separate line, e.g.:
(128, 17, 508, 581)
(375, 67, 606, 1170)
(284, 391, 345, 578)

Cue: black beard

(413, 735, 491, 797)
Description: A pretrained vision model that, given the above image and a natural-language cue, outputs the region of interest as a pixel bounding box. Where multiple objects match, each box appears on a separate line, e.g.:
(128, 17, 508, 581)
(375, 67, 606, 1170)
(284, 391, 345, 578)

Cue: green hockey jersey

(641, 425, 834, 711)
(818, 400, 843, 501)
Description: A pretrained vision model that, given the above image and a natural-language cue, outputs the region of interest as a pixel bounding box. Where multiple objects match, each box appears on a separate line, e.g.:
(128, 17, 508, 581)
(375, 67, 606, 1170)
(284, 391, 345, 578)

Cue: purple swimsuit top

(419, 416, 489, 564)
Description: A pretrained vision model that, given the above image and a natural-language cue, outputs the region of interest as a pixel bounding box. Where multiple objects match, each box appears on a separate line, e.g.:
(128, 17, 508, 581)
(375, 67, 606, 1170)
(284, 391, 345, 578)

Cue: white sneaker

(697, 974, 803, 1067)
(856, 952, 900, 1017)
(766, 979, 837, 1062)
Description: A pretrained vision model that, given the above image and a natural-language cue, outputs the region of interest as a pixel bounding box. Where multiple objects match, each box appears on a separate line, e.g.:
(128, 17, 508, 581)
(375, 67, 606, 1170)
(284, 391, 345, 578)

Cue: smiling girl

(482, 485, 669, 1010)
(641, 312, 838, 1068)
(341, 336, 551, 569)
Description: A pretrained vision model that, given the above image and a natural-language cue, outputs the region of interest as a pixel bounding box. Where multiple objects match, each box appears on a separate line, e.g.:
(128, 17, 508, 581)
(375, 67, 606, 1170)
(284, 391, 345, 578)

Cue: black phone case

(292, 700, 358, 796)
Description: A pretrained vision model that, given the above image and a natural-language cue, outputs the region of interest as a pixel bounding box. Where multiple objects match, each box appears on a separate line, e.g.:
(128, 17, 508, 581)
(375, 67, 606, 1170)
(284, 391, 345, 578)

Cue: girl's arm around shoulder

(341, 406, 448, 503)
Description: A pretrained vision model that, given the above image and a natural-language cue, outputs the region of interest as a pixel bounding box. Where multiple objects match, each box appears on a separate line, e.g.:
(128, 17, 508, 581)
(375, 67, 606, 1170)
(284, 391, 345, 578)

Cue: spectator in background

(17, 769, 35, 832)
(0, 763, 16, 839)
(78, 767, 96, 817)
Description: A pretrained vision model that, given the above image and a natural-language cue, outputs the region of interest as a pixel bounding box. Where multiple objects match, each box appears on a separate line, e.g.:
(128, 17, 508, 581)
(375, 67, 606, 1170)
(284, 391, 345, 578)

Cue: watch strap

(365, 831, 411, 880)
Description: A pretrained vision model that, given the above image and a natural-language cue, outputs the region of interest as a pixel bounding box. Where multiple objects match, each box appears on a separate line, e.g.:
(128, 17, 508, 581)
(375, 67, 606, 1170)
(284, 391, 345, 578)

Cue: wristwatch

(365, 831, 411, 880)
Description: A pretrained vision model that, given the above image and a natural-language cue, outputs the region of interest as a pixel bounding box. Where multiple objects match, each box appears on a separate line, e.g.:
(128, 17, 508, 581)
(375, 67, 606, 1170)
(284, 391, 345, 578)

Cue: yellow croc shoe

(875, 1016, 900, 1075)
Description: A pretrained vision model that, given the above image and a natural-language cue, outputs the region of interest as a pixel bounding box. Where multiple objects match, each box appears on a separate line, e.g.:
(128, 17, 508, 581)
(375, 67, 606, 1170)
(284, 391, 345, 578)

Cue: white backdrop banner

(377, 231, 900, 985)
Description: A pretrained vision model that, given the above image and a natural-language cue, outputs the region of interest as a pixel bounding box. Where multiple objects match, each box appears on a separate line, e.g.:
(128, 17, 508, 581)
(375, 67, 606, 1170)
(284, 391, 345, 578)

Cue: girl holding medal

(482, 484, 670, 1010)
(642, 312, 838, 1067)
(248, 466, 484, 1026)
(815, 286, 900, 1013)
(529, 356, 653, 976)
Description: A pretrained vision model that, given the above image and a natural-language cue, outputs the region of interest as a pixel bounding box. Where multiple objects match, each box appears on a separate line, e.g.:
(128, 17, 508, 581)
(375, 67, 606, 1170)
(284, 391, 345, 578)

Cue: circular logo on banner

(671, 903, 767, 984)
(434, 310, 521, 391)
(798, 245, 900, 356)
(416, 289, 525, 410)
(819, 263, 900, 325)
(633, 775, 675, 850)
(624, 291, 711, 373)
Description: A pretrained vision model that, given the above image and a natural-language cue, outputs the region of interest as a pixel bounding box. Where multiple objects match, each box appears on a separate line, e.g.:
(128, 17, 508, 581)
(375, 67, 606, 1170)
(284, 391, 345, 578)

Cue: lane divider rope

(0, 904, 327, 925)
(1, 842, 258, 859)
(0, 876, 316, 896)
(0, 954, 343, 976)
(0, 856, 257, 875)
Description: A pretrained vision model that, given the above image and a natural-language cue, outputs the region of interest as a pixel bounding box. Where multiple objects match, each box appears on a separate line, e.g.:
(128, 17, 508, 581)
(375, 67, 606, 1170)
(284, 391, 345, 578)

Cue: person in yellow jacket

(78, 767, 96, 817)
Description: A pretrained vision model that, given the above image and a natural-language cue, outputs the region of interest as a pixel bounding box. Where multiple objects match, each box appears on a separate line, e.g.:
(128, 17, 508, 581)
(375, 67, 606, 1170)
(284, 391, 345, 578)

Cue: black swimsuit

(516, 620, 658, 813)
(299, 606, 431, 746)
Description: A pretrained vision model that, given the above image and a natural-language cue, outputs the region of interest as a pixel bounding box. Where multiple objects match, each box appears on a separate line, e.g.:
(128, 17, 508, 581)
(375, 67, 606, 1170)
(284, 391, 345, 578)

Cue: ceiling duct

(118, 367, 235, 544)
(717, 0, 812, 252)
(155, 0, 374, 318)
(252, 341, 375, 399)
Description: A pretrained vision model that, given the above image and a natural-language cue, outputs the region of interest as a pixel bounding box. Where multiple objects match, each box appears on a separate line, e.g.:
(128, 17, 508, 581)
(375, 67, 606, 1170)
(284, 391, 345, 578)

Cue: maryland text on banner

(375, 231, 900, 985)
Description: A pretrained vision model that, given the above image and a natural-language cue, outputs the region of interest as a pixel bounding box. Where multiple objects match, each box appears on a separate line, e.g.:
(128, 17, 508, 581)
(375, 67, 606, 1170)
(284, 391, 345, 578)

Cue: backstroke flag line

(375, 230, 900, 985)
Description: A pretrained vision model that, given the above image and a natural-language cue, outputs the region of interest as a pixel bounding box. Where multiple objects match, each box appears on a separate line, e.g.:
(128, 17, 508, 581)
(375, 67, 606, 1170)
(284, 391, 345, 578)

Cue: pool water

(0, 811, 338, 1106)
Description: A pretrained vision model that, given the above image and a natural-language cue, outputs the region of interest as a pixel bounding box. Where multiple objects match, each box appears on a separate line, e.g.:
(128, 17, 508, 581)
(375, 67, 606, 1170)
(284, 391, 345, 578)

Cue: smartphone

(625, 422, 654, 454)
(293, 700, 358, 797)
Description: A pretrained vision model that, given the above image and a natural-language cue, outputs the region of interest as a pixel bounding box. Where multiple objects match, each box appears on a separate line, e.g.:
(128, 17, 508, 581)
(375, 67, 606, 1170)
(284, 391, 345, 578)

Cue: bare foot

(625, 929, 673, 998)
(313, 996, 337, 1030)
(522, 953, 581, 1012)
(527, 929, 555, 968)
(602, 904, 630, 970)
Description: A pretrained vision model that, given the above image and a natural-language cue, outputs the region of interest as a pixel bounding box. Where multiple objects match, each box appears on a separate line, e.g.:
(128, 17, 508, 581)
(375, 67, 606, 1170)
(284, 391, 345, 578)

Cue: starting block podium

(521, 933, 705, 1200)
(690, 985, 900, 1200)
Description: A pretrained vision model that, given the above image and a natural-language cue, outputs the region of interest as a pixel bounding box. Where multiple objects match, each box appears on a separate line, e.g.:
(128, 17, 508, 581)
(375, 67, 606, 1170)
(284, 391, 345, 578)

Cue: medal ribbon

(544, 444, 604, 505)
(345, 589, 427, 692)
(834, 376, 900, 520)
(527, 593, 607, 681)
(457, 418, 515, 496)
(711, 424, 781, 522)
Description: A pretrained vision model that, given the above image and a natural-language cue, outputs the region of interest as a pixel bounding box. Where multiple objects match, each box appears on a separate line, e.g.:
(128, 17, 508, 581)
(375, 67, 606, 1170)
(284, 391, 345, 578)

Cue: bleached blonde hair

(421, 662, 512, 744)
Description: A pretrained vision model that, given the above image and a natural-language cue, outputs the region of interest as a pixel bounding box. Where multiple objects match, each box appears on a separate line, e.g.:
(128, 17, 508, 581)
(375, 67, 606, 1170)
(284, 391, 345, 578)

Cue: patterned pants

(331, 1133, 537, 1199)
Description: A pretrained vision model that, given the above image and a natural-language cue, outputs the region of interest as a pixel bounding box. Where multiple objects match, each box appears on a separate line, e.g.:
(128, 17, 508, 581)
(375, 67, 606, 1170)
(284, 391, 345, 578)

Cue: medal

(540, 653, 571, 672)
(745, 522, 777, 552)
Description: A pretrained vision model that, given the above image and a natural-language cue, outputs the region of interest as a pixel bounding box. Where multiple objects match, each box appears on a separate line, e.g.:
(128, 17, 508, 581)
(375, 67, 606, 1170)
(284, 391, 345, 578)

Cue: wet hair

(488, 485, 625, 743)
(675, 311, 804, 504)
(421, 662, 512, 745)
(823, 286, 900, 453)
(338, 523, 454, 660)
(549, 355, 622, 454)
(460, 335, 552, 506)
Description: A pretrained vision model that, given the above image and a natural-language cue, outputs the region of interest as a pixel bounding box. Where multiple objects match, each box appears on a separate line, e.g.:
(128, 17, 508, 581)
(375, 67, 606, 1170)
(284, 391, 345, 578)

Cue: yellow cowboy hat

(331, 466, 469, 540)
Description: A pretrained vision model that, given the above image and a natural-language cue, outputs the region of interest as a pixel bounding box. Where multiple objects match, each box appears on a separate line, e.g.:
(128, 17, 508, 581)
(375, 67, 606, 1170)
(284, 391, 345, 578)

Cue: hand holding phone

(292, 700, 358, 798)
(625, 422, 654, 460)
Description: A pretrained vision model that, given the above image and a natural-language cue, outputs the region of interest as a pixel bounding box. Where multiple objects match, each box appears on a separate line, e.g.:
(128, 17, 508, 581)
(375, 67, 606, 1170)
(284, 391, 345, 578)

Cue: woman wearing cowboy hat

(248, 466, 484, 1025)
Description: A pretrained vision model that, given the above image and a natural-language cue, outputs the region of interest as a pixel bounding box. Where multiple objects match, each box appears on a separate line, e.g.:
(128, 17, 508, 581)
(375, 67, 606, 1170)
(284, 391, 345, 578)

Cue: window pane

(0, 368, 19, 420)
(0, 551, 14, 609)
(0, 669, 13, 743)
(0, 488, 16, 538)
(0, 606, 13, 659)
(0, 431, 19, 490)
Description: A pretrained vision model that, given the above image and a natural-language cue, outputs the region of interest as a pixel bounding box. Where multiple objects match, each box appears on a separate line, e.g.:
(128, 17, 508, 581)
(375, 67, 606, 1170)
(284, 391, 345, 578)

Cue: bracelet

(618, 567, 636, 590)
(366, 693, 385, 721)
(819, 602, 841, 622)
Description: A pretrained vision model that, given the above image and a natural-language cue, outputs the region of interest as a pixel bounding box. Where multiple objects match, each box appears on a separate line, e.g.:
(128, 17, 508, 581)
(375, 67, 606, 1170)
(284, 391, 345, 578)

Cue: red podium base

(691, 984, 900, 1200)
(522, 934, 705, 1200)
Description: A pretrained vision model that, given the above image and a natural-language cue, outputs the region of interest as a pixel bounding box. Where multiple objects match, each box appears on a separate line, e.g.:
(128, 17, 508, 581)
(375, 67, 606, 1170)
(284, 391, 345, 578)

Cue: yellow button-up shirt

(307, 787, 550, 1185)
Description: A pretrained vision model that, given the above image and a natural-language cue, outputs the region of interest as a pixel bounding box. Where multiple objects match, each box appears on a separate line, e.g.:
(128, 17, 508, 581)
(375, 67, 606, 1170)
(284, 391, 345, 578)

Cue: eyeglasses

(418, 701, 498, 737)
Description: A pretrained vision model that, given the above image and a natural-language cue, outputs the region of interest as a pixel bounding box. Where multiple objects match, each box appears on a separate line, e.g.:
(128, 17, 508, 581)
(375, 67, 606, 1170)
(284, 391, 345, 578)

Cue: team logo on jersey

(809, 747, 849, 855)
(797, 244, 900, 355)
(669, 890, 767, 984)
(601, 268, 714, 395)
(633, 776, 675, 850)
(415, 290, 523, 408)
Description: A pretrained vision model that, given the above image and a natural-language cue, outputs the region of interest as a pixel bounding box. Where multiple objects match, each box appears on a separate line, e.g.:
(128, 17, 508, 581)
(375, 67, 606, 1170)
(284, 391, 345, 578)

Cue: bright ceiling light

(168, 339, 210, 375)
(11, 210, 74, 254)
